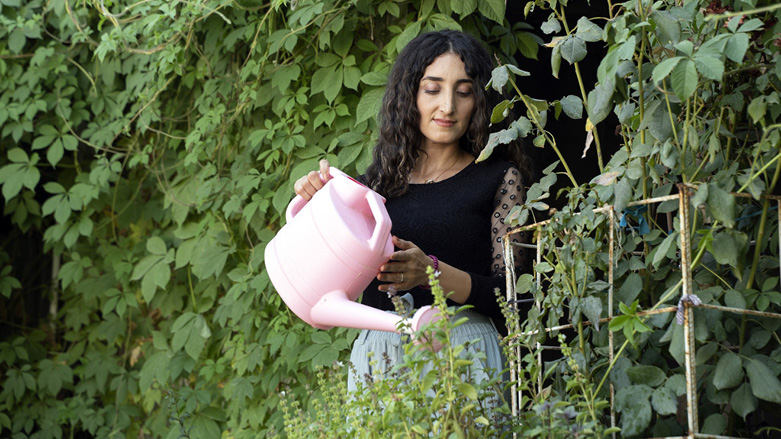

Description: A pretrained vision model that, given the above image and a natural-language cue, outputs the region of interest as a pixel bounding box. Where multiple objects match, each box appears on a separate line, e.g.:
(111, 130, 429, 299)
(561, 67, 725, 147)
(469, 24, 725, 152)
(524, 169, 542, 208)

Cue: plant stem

(559, 4, 604, 172)
(704, 3, 781, 20)
(508, 75, 578, 186)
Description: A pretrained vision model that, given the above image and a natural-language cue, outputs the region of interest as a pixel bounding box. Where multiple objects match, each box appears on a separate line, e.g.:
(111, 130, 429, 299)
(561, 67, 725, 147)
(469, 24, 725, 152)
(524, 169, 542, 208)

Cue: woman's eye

(457, 89, 473, 96)
(424, 89, 439, 94)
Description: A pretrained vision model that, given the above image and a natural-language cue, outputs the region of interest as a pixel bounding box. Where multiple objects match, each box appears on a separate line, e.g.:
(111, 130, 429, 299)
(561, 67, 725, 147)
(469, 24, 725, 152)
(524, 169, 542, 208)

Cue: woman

(294, 30, 530, 396)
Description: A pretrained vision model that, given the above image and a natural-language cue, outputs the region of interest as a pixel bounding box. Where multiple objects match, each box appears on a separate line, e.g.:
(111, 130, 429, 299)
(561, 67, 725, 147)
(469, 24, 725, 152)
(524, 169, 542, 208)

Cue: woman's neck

(411, 146, 473, 184)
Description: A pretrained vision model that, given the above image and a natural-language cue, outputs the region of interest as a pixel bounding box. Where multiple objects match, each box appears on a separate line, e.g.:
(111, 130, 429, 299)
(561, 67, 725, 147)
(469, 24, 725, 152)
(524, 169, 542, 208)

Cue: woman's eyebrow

(420, 76, 473, 84)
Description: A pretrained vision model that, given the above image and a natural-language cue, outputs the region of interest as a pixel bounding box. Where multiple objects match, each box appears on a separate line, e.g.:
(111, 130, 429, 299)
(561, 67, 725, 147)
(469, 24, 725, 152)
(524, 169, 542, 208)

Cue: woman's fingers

(319, 159, 331, 182)
(293, 159, 331, 201)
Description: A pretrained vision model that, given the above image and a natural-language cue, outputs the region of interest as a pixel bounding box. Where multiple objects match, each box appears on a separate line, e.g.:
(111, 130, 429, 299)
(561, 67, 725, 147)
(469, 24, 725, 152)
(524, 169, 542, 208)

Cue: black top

(359, 158, 528, 331)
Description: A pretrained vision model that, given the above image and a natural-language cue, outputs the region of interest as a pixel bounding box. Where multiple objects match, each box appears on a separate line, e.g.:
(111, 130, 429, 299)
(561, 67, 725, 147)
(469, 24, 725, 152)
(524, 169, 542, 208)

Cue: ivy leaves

(131, 237, 174, 303)
(0, 149, 40, 200)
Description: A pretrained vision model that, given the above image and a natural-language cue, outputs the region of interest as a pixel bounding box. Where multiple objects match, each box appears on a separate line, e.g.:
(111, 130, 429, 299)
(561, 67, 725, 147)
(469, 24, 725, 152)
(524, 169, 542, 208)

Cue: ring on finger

(400, 273, 404, 282)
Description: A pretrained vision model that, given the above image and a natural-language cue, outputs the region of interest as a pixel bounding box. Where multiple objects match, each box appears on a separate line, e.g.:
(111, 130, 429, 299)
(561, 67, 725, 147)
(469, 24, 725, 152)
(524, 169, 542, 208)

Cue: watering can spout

(310, 290, 442, 350)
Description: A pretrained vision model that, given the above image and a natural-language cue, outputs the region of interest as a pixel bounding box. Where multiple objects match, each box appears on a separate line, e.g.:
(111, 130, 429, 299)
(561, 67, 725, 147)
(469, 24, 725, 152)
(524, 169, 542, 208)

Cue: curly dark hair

(362, 30, 530, 198)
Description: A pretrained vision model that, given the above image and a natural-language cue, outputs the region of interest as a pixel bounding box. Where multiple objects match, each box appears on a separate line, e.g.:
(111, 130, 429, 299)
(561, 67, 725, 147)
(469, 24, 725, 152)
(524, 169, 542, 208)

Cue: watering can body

(264, 168, 438, 335)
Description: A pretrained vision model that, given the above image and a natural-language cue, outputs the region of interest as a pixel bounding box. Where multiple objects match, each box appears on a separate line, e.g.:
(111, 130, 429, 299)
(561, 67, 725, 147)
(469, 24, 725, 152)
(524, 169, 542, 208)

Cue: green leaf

(713, 352, 744, 390)
(575, 16, 602, 42)
(694, 56, 724, 81)
(702, 413, 727, 435)
(560, 36, 587, 64)
(581, 295, 602, 331)
(46, 139, 64, 166)
(516, 32, 539, 60)
(706, 183, 736, 227)
(651, 386, 677, 415)
(0, 164, 26, 200)
(271, 64, 300, 93)
(477, 117, 530, 162)
(457, 382, 478, 400)
(298, 344, 325, 363)
(8, 28, 26, 53)
(142, 261, 170, 303)
(745, 358, 781, 403)
(747, 97, 767, 124)
(724, 289, 746, 309)
(651, 10, 680, 45)
(626, 365, 666, 387)
(311, 331, 332, 345)
(192, 417, 221, 439)
(730, 382, 757, 420)
(586, 78, 615, 124)
(477, 0, 504, 24)
(323, 66, 343, 102)
(491, 99, 513, 124)
(541, 16, 561, 35)
(355, 88, 385, 125)
(617, 273, 642, 305)
(559, 95, 583, 119)
(343, 66, 361, 90)
(725, 33, 749, 63)
(710, 231, 739, 267)
(616, 385, 652, 436)
(488, 65, 509, 92)
(551, 42, 562, 79)
(311, 66, 335, 95)
(396, 21, 422, 52)
(670, 59, 697, 101)
(147, 236, 167, 255)
(674, 40, 694, 56)
(451, 0, 477, 16)
(613, 178, 632, 213)
(361, 70, 388, 86)
(8, 148, 28, 163)
(652, 231, 678, 268)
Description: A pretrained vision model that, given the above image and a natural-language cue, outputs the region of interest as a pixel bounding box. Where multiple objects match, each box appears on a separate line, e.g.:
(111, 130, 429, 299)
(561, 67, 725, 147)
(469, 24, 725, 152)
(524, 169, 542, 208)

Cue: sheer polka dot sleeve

(490, 167, 529, 277)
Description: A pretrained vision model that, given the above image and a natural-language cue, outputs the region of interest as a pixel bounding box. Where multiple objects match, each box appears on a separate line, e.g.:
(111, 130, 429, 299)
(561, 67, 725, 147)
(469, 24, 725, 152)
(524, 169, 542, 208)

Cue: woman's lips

(434, 119, 455, 127)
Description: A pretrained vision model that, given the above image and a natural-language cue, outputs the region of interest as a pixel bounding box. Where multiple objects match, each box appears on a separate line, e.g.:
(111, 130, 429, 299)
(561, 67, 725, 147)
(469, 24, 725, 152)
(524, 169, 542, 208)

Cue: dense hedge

(0, 0, 538, 437)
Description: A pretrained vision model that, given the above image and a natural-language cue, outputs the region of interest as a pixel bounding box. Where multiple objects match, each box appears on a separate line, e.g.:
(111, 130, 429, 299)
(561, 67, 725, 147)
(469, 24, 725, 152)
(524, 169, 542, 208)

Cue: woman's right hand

(293, 159, 331, 201)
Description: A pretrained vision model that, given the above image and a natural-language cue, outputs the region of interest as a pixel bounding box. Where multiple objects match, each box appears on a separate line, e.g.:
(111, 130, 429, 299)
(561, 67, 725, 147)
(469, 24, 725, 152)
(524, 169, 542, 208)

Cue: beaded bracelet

(420, 254, 438, 290)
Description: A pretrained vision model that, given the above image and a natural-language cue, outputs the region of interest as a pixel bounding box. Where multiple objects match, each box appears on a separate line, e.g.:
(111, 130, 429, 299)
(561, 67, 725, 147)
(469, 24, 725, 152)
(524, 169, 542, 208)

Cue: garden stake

(608, 206, 616, 438)
(677, 183, 699, 436)
(503, 233, 519, 421)
(536, 226, 543, 399)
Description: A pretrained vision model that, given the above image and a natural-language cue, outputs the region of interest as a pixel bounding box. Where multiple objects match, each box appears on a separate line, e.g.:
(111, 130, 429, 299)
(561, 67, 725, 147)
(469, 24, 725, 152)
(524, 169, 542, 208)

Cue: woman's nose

(439, 91, 456, 114)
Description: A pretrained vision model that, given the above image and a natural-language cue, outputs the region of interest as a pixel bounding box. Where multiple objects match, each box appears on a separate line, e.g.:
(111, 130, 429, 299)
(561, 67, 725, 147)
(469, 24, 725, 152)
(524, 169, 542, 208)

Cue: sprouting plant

(166, 389, 193, 439)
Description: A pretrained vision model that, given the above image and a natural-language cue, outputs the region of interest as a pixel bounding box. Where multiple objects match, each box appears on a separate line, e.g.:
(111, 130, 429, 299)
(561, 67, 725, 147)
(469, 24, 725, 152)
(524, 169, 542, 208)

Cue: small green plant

(275, 267, 513, 439)
(166, 389, 193, 439)
(509, 334, 617, 439)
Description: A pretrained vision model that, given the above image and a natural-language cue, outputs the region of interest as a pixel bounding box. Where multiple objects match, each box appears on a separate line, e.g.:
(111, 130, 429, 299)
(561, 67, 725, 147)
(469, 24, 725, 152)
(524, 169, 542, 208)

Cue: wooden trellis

(502, 185, 781, 438)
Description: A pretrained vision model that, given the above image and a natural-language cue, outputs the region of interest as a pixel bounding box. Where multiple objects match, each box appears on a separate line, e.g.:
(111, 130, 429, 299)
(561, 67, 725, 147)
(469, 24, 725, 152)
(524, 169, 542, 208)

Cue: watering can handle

(366, 192, 391, 252)
(285, 167, 343, 223)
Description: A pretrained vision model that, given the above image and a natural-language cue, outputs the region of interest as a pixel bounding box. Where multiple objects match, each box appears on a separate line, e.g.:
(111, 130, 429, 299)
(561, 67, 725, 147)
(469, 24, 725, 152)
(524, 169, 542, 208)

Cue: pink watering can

(264, 167, 439, 338)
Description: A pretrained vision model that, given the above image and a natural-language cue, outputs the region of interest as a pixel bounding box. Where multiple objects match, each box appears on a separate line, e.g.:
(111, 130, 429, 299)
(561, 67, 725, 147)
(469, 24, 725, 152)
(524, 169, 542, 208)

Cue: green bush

(276, 269, 514, 439)
(491, 0, 781, 437)
(0, 0, 536, 437)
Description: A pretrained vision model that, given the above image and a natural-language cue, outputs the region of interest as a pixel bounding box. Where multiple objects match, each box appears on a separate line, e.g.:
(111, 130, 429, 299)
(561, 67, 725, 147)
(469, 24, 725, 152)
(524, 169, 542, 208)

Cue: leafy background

(0, 0, 540, 437)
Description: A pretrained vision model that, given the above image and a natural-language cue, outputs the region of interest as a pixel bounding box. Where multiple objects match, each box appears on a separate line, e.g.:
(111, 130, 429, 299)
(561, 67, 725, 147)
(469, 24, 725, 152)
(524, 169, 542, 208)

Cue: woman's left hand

(377, 236, 435, 292)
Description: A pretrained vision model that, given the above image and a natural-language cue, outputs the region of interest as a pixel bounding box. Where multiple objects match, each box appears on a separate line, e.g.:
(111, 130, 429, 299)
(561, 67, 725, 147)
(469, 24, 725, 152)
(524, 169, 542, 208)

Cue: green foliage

(488, 0, 781, 437)
(0, 0, 536, 437)
(276, 268, 513, 438)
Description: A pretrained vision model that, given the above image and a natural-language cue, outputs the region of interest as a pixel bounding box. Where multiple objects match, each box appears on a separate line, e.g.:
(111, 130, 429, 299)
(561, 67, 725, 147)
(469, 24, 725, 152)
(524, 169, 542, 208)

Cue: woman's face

(416, 52, 476, 151)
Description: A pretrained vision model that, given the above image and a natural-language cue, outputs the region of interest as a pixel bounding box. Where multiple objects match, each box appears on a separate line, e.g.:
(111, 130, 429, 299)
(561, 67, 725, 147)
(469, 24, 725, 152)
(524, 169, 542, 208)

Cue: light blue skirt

(347, 298, 508, 407)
